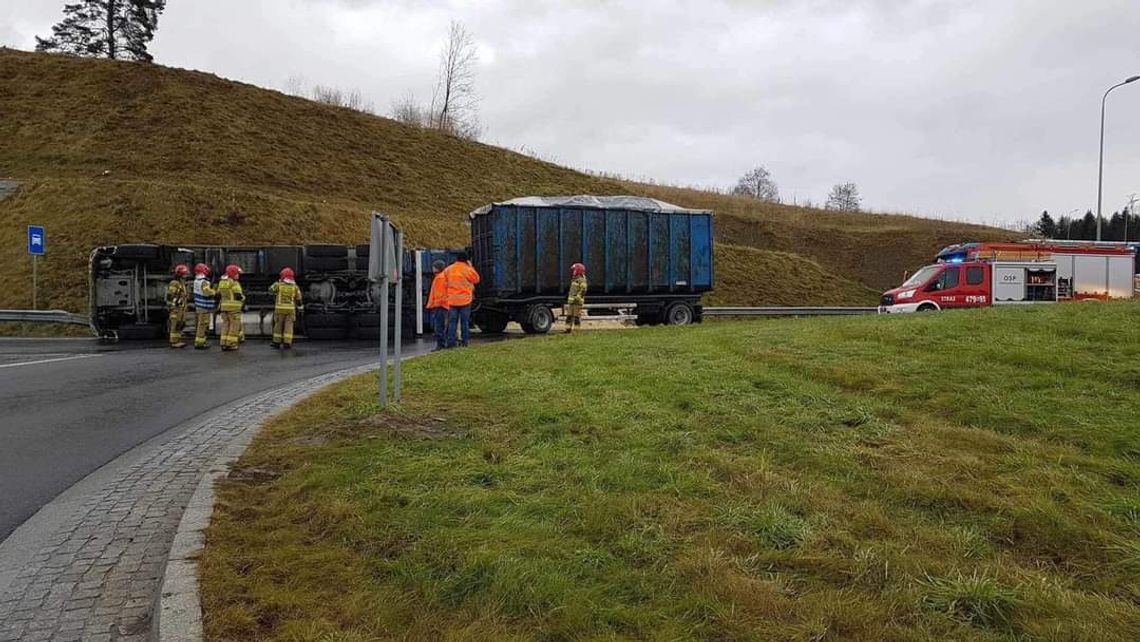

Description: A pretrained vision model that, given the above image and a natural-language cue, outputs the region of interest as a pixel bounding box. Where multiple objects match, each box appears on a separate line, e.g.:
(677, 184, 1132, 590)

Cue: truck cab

(879, 261, 992, 312)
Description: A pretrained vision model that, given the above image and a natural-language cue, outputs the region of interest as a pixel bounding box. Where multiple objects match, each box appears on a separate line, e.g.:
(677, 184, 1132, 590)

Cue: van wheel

(523, 305, 554, 334)
(664, 302, 695, 326)
(917, 303, 938, 312)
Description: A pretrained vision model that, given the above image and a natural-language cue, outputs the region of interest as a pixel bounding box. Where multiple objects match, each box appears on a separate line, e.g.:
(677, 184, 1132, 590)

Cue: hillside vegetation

(0, 48, 1012, 311)
(202, 302, 1140, 640)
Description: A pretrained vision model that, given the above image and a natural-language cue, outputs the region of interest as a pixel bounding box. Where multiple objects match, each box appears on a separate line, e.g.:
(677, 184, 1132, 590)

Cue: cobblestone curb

(0, 365, 376, 642)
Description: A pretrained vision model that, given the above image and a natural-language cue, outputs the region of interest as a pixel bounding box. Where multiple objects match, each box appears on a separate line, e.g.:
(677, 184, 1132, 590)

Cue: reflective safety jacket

(426, 272, 450, 310)
(269, 279, 303, 313)
(443, 261, 480, 308)
(567, 275, 588, 306)
(217, 277, 244, 312)
(192, 276, 216, 311)
(166, 279, 189, 312)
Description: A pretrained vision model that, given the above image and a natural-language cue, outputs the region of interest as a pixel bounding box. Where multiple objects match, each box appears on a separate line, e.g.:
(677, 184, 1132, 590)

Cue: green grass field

(202, 302, 1140, 640)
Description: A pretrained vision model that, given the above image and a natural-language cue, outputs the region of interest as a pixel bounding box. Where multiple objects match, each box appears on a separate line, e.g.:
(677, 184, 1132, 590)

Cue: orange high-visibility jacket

(443, 261, 481, 307)
(426, 271, 450, 310)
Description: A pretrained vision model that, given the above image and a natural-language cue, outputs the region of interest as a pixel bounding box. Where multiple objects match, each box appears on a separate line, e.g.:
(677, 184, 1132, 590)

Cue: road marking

(0, 354, 100, 370)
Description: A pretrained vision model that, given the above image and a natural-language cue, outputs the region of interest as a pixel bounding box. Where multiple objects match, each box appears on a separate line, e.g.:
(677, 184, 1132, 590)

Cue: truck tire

(664, 302, 695, 326)
(523, 305, 554, 335)
(305, 245, 349, 258)
(478, 313, 509, 334)
(917, 303, 938, 312)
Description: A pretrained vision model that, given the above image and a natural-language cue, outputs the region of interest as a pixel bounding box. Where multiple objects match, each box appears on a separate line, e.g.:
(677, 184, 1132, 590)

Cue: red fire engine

(879, 241, 1138, 313)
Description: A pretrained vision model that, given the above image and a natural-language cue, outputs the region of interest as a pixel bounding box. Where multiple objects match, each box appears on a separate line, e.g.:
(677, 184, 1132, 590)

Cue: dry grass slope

(0, 48, 1013, 311)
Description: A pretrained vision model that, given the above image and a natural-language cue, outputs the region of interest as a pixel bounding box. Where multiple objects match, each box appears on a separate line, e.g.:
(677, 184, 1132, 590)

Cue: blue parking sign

(28, 225, 46, 255)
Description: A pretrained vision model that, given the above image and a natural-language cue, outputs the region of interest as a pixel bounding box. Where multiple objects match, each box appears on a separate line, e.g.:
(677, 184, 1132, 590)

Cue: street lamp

(1096, 75, 1140, 241)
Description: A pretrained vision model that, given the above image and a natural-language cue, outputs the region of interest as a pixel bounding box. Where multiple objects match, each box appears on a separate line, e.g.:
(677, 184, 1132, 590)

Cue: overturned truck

(89, 196, 716, 341)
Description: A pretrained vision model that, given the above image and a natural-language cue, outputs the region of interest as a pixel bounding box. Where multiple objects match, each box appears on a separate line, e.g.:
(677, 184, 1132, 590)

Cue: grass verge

(201, 302, 1140, 640)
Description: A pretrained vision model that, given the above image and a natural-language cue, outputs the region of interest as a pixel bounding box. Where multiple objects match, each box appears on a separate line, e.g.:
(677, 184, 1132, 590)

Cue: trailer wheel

(523, 305, 554, 334)
(664, 302, 695, 326)
(478, 313, 509, 334)
(917, 303, 938, 313)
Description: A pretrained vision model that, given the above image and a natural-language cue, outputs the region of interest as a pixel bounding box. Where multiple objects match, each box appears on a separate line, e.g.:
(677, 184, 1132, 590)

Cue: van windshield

(901, 266, 941, 288)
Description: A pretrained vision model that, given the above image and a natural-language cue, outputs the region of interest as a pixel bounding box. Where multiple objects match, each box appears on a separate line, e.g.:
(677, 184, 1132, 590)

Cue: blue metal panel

(650, 214, 670, 289)
(671, 214, 691, 290)
(606, 212, 628, 292)
(559, 208, 583, 286)
(518, 207, 537, 293)
(691, 214, 713, 288)
(582, 210, 605, 292)
(629, 212, 649, 290)
(537, 208, 560, 293)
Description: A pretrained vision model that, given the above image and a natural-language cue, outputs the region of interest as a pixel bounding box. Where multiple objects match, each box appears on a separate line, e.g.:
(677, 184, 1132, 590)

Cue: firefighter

(564, 262, 588, 334)
(192, 263, 216, 350)
(166, 264, 191, 348)
(425, 259, 450, 351)
(442, 251, 480, 348)
(268, 267, 304, 349)
(216, 264, 245, 352)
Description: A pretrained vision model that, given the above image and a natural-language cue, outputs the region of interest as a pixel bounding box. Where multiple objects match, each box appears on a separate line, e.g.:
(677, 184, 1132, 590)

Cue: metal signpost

(27, 225, 46, 310)
(369, 213, 403, 408)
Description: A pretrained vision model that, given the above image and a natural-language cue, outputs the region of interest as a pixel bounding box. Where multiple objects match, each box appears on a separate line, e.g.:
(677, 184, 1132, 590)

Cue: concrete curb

(154, 364, 378, 642)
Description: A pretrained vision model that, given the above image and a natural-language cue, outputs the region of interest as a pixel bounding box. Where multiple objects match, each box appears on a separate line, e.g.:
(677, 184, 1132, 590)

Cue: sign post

(27, 225, 46, 310)
(369, 213, 402, 408)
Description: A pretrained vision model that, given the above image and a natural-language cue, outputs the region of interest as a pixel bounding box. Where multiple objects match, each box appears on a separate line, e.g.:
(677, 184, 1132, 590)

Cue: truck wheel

(917, 303, 938, 313)
(664, 302, 695, 326)
(478, 313, 509, 334)
(524, 305, 554, 334)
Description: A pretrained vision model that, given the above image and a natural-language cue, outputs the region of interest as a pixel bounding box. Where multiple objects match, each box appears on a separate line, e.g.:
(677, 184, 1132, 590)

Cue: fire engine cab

(879, 241, 1138, 313)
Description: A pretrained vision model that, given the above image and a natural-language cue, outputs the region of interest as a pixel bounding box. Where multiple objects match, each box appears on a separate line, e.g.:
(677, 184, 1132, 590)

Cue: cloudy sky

(3, 0, 1139, 225)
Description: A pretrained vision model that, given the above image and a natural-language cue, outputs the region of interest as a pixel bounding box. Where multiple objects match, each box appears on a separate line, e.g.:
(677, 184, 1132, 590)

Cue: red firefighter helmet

(173, 264, 190, 278)
(224, 264, 242, 279)
(194, 263, 210, 276)
(571, 262, 586, 277)
(280, 267, 295, 281)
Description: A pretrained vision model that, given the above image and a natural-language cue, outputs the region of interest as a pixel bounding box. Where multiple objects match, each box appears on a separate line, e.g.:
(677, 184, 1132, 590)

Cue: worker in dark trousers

(217, 264, 245, 352)
(426, 259, 450, 351)
(269, 267, 303, 349)
(564, 262, 587, 333)
(443, 252, 480, 348)
(192, 263, 216, 350)
(166, 264, 190, 348)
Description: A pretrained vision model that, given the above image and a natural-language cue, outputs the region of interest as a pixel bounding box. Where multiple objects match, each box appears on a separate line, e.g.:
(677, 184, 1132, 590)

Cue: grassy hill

(0, 48, 1013, 312)
(202, 303, 1140, 640)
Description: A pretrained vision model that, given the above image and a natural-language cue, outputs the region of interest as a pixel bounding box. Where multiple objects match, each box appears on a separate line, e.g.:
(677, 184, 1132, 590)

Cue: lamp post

(1097, 75, 1140, 241)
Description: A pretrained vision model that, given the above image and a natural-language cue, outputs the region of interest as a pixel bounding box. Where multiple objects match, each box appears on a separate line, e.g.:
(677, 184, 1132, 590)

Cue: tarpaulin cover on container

(469, 195, 706, 218)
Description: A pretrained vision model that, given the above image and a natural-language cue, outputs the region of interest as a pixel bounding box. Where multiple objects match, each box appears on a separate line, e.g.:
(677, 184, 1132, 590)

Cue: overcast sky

(4, 0, 1139, 225)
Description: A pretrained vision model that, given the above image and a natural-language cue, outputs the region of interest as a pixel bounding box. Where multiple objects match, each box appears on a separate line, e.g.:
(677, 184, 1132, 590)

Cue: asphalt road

(0, 336, 437, 542)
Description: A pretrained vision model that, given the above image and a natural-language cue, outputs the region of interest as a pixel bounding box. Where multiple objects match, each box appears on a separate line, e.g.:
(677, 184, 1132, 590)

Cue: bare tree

(283, 74, 307, 97)
(390, 92, 428, 127)
(430, 20, 480, 139)
(825, 182, 862, 212)
(732, 166, 780, 202)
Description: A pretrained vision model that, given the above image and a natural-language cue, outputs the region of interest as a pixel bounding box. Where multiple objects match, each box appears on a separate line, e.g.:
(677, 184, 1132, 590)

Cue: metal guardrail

(0, 309, 91, 326)
(703, 306, 879, 317)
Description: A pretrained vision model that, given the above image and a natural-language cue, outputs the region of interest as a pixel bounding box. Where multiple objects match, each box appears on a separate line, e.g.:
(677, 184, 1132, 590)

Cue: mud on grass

(200, 300, 1140, 641)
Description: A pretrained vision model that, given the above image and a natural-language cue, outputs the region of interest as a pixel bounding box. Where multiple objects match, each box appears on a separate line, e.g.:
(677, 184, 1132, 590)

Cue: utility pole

(1097, 75, 1140, 241)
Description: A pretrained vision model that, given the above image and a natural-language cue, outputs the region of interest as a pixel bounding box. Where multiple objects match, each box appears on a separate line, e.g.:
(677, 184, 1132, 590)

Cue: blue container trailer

(465, 196, 714, 333)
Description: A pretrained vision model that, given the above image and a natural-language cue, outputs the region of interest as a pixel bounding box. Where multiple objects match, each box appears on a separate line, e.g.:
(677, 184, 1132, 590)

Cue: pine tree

(1034, 210, 1057, 238)
(36, 0, 167, 63)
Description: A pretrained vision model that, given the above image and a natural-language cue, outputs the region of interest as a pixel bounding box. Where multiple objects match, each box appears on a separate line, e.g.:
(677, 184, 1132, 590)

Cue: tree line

(732, 165, 863, 212)
(1031, 207, 1140, 241)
